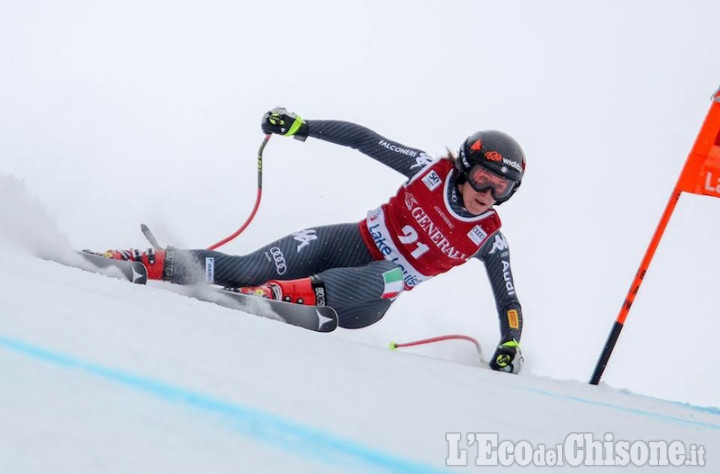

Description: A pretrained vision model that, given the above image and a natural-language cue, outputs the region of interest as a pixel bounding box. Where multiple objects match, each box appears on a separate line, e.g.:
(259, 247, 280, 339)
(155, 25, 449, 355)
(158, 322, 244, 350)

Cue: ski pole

(389, 334, 486, 364)
(140, 223, 161, 249)
(207, 134, 271, 251)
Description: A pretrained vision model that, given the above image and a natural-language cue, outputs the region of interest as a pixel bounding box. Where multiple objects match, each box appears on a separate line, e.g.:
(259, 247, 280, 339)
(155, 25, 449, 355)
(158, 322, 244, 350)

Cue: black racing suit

(166, 120, 523, 340)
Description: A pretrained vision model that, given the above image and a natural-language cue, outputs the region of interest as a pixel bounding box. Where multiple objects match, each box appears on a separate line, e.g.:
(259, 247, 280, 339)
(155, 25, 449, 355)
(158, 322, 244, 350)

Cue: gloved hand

(261, 107, 308, 141)
(489, 339, 524, 374)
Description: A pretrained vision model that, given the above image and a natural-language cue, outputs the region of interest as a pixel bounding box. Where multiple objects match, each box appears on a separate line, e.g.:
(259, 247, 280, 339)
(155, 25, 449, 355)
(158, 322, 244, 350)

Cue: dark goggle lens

(467, 166, 515, 200)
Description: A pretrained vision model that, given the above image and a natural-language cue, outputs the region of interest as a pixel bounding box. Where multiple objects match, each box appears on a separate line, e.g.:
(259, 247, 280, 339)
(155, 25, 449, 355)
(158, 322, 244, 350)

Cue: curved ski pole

(389, 334, 487, 366)
(207, 134, 271, 251)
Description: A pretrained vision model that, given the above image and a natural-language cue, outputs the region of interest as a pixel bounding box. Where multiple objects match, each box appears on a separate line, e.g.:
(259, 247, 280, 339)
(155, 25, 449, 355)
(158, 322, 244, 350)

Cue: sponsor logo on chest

(467, 225, 488, 245)
(422, 170, 442, 191)
(410, 207, 467, 260)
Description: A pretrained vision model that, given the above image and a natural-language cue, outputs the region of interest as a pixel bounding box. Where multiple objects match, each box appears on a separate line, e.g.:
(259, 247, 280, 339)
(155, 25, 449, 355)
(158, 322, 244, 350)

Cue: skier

(104, 107, 526, 374)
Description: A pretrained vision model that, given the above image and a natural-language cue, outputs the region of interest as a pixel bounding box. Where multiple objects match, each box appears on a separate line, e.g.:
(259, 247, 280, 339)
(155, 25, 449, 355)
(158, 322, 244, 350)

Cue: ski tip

(72, 250, 149, 285)
(389, 341, 397, 350)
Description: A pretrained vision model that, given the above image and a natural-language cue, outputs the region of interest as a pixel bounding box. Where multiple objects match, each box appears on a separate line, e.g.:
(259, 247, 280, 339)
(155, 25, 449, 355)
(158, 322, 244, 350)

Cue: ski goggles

(466, 165, 517, 201)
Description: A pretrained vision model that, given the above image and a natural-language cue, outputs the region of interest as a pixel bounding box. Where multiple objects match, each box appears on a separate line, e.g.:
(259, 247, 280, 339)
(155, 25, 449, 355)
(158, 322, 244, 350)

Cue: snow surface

(1, 174, 720, 473)
(2, 1, 720, 471)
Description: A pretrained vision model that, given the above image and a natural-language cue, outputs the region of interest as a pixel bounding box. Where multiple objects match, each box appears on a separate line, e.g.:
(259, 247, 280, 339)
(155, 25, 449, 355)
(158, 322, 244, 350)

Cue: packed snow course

(1, 175, 718, 473)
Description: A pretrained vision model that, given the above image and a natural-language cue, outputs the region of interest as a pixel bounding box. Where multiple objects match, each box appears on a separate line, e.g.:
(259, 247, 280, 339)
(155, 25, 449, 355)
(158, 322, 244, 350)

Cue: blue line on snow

(669, 401, 720, 416)
(526, 388, 720, 431)
(0, 335, 446, 474)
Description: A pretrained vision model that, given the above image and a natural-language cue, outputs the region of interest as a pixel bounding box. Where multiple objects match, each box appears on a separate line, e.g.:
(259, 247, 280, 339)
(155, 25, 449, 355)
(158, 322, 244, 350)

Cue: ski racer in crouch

(103, 108, 527, 374)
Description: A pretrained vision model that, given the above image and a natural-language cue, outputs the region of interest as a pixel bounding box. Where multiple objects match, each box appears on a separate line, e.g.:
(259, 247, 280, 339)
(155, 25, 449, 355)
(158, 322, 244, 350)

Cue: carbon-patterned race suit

(307, 120, 523, 341)
(168, 120, 523, 339)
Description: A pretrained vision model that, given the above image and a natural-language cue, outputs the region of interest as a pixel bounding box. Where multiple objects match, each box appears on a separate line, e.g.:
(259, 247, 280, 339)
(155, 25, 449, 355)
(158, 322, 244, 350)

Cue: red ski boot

(103, 248, 166, 280)
(236, 276, 325, 306)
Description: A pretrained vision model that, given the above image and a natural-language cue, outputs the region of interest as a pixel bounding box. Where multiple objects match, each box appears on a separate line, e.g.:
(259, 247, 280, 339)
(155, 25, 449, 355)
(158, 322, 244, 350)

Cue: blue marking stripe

(0, 335, 446, 474)
(527, 388, 720, 431)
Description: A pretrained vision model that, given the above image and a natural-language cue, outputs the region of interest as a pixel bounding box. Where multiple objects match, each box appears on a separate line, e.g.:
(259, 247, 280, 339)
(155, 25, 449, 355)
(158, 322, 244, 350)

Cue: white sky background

(1, 1, 720, 406)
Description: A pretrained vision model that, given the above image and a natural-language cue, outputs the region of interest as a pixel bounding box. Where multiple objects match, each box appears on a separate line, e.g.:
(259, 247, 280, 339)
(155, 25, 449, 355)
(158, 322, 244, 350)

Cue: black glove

(261, 107, 308, 141)
(489, 339, 523, 374)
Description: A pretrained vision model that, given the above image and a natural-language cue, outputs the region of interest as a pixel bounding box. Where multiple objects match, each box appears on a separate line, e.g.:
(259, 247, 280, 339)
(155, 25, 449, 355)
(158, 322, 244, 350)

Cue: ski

(67, 251, 337, 332)
(76, 250, 148, 284)
(208, 288, 339, 332)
